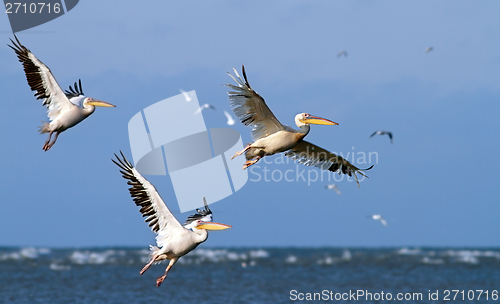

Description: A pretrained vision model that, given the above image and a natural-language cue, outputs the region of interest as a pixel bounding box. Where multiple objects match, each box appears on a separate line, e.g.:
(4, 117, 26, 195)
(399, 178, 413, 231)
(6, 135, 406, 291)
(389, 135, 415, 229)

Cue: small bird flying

(223, 110, 235, 126)
(425, 47, 434, 53)
(337, 50, 348, 58)
(194, 103, 216, 115)
(113, 152, 231, 287)
(370, 130, 393, 143)
(226, 65, 373, 186)
(179, 88, 192, 102)
(325, 184, 341, 195)
(9, 35, 115, 151)
(371, 214, 388, 227)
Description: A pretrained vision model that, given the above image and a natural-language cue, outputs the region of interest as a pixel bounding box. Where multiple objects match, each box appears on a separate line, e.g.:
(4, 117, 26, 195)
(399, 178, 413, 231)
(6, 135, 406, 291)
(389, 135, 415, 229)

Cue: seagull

(194, 103, 216, 115)
(425, 47, 434, 53)
(223, 110, 235, 126)
(325, 184, 341, 195)
(371, 214, 388, 227)
(113, 152, 232, 287)
(370, 130, 393, 143)
(179, 88, 192, 102)
(9, 35, 116, 151)
(337, 50, 348, 58)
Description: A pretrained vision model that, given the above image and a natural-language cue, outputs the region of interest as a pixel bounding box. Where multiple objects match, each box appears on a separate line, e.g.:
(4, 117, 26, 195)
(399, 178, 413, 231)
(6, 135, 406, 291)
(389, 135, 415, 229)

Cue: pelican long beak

(197, 222, 232, 230)
(300, 115, 338, 125)
(87, 100, 116, 107)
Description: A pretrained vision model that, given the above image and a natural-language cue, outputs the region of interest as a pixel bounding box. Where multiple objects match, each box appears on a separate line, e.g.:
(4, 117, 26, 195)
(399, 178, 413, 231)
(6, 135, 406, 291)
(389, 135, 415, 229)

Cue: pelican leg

(231, 144, 252, 160)
(43, 132, 60, 151)
(243, 156, 262, 170)
(42, 132, 53, 151)
(156, 258, 178, 287)
(140, 253, 159, 275)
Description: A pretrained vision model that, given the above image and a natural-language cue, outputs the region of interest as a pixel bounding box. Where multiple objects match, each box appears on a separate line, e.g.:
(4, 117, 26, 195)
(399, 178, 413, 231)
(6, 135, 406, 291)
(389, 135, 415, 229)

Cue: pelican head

(84, 97, 116, 108)
(295, 113, 338, 127)
(195, 220, 232, 231)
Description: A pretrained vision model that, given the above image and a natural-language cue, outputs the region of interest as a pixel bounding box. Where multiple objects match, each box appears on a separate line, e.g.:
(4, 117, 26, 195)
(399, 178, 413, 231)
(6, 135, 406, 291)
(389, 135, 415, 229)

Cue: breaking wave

(0, 247, 499, 268)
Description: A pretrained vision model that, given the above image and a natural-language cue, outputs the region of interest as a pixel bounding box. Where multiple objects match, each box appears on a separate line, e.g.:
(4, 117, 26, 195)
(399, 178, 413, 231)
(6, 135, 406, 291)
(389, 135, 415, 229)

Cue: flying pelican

(425, 47, 434, 53)
(113, 152, 231, 287)
(325, 184, 341, 195)
(179, 88, 192, 102)
(337, 50, 348, 58)
(223, 110, 235, 126)
(370, 130, 393, 143)
(9, 35, 116, 151)
(226, 65, 373, 186)
(371, 214, 388, 227)
(194, 103, 216, 115)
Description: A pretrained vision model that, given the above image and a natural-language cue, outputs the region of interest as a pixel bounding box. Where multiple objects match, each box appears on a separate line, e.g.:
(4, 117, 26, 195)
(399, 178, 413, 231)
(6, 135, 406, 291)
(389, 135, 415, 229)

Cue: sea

(0, 247, 498, 304)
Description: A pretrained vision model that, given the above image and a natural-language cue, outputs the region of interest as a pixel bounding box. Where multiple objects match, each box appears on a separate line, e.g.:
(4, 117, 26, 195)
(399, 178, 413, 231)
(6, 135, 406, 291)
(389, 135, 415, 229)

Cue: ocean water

(0, 247, 498, 304)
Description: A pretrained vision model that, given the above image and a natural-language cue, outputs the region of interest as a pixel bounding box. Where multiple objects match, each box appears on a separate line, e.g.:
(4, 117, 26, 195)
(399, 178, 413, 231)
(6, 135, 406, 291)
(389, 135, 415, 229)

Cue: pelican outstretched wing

(226, 65, 284, 140)
(285, 141, 374, 187)
(9, 35, 73, 122)
(64, 79, 84, 99)
(113, 152, 185, 246)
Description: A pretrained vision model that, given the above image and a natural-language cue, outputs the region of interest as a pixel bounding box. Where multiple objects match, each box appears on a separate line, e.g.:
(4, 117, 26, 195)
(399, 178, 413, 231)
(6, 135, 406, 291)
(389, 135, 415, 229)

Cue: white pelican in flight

(194, 103, 216, 115)
(226, 65, 373, 186)
(370, 130, 393, 143)
(113, 152, 231, 287)
(9, 35, 115, 151)
(371, 214, 388, 227)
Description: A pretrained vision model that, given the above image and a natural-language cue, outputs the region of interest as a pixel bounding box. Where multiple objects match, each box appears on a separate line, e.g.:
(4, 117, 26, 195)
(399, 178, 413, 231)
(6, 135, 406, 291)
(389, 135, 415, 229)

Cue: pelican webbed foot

(242, 156, 262, 170)
(156, 275, 167, 287)
(42, 132, 59, 151)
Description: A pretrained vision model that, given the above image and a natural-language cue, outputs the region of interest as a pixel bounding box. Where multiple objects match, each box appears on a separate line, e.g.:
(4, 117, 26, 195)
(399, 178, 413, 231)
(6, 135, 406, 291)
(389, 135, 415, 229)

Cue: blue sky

(0, 1, 499, 248)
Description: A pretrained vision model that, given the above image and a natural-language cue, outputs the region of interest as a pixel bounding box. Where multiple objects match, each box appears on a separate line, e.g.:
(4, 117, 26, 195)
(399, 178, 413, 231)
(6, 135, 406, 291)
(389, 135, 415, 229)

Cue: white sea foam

(396, 247, 421, 255)
(50, 263, 71, 271)
(249, 250, 270, 259)
(0, 247, 51, 261)
(285, 255, 298, 264)
(341, 250, 352, 261)
(317, 256, 335, 265)
(182, 248, 269, 263)
(20, 247, 38, 259)
(69, 250, 122, 265)
(421, 257, 445, 265)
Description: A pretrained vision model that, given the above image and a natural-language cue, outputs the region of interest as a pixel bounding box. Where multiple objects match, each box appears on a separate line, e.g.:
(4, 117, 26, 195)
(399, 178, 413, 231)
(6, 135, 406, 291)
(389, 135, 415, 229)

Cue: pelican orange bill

(302, 115, 338, 125)
(197, 222, 232, 230)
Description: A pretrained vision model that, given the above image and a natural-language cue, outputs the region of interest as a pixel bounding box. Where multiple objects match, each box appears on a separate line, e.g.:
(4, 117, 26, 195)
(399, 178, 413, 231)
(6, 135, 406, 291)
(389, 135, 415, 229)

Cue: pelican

(223, 110, 236, 126)
(325, 184, 341, 195)
(113, 152, 231, 287)
(371, 214, 388, 227)
(370, 130, 393, 143)
(9, 35, 115, 151)
(194, 103, 216, 115)
(226, 65, 373, 186)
